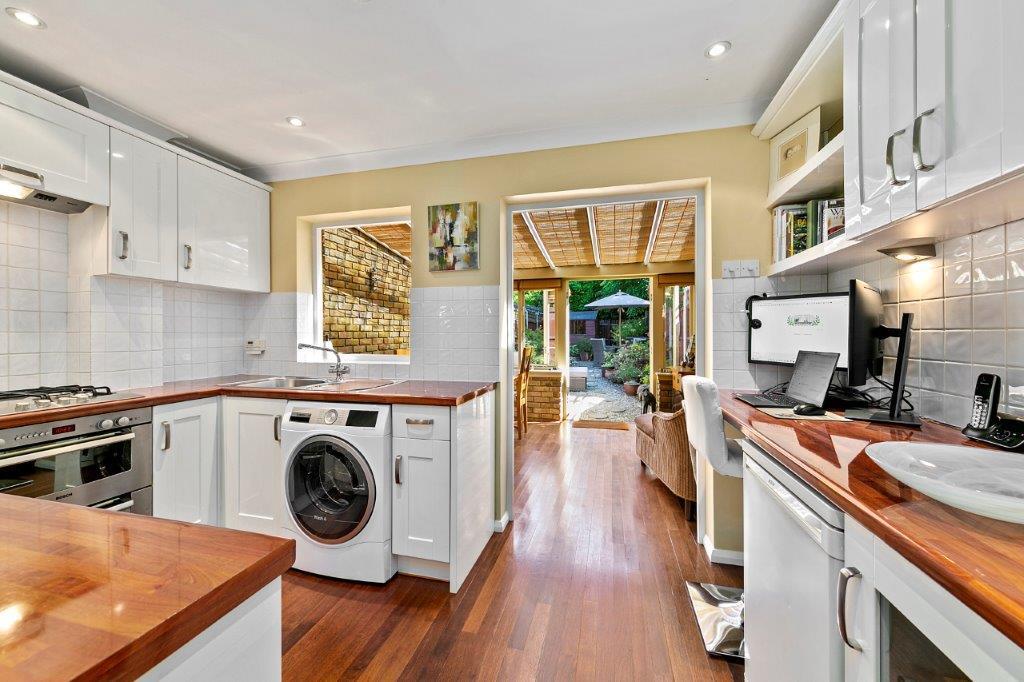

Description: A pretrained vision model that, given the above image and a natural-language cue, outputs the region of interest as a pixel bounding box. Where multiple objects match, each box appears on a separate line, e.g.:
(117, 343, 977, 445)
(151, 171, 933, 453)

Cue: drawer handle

(912, 107, 936, 172)
(837, 566, 863, 651)
(273, 415, 282, 442)
(161, 421, 171, 451)
(183, 243, 193, 270)
(117, 231, 129, 260)
(394, 455, 402, 485)
(406, 418, 434, 426)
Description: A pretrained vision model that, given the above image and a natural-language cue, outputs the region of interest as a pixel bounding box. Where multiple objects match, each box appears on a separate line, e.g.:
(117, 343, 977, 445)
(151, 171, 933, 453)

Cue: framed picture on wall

(428, 201, 479, 271)
(769, 107, 821, 193)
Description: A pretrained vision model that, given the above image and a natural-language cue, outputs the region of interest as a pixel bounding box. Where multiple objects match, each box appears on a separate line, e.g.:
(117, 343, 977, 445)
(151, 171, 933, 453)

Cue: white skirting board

(702, 534, 744, 567)
(493, 512, 509, 532)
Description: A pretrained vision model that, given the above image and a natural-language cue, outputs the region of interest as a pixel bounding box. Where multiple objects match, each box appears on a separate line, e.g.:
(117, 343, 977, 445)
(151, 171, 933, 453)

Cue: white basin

(865, 442, 1024, 523)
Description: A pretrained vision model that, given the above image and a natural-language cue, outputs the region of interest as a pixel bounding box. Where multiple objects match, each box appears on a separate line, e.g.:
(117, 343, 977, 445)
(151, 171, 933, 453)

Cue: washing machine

(279, 401, 396, 582)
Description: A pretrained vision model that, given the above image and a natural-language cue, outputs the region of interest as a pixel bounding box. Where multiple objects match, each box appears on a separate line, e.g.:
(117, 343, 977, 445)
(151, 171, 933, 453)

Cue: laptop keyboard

(764, 393, 800, 408)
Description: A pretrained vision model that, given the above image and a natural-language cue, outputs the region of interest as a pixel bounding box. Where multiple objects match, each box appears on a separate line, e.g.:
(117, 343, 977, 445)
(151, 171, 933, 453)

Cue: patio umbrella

(585, 291, 650, 342)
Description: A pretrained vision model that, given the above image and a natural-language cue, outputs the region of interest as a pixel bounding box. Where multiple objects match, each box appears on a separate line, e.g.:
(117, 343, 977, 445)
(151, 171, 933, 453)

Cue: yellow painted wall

(269, 125, 769, 292)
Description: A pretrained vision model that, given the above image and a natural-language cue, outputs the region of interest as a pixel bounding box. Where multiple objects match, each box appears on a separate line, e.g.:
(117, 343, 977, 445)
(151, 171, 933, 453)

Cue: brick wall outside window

(321, 228, 410, 355)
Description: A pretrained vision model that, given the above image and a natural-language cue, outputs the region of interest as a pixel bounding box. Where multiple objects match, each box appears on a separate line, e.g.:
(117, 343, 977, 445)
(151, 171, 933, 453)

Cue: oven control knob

(56, 396, 73, 406)
(115, 417, 131, 427)
(34, 398, 51, 408)
(13, 400, 32, 412)
(98, 419, 115, 430)
(324, 409, 339, 425)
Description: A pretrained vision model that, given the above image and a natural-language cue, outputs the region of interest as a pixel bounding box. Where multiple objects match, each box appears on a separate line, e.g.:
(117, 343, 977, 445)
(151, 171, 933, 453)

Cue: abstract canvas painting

(428, 201, 479, 271)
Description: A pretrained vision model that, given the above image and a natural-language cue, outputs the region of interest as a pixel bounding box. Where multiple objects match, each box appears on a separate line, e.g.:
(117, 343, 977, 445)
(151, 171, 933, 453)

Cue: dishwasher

(741, 440, 846, 682)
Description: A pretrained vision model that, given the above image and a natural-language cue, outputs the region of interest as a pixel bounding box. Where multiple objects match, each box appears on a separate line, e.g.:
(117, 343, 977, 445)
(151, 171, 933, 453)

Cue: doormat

(572, 420, 630, 430)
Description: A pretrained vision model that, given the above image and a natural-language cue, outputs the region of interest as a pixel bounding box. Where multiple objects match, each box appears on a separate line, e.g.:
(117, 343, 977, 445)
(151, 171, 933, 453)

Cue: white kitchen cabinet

(222, 397, 285, 535)
(915, 1, 1006, 208)
(153, 399, 219, 525)
(843, 0, 916, 238)
(177, 157, 270, 293)
(392, 393, 495, 593)
(842, 516, 1024, 680)
(108, 129, 178, 280)
(392, 436, 450, 562)
(0, 80, 109, 206)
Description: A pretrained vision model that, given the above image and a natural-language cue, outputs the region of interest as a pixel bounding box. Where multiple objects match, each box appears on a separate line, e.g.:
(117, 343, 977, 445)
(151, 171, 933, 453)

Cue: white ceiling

(0, 0, 836, 181)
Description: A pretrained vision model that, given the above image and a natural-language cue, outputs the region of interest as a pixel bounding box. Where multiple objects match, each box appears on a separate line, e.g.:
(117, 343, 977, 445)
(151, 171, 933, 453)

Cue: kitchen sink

(865, 442, 1024, 523)
(308, 378, 406, 392)
(221, 376, 326, 389)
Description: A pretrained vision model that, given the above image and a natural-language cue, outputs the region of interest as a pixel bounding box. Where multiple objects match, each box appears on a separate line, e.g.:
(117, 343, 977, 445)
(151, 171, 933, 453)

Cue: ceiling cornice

(244, 98, 768, 183)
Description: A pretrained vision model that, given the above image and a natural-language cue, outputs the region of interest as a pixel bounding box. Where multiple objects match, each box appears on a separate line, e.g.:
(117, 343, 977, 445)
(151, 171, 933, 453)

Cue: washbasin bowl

(222, 376, 325, 389)
(865, 442, 1024, 523)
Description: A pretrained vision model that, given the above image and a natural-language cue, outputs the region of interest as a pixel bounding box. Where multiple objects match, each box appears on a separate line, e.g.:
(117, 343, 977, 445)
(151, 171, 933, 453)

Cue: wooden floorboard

(281, 422, 743, 680)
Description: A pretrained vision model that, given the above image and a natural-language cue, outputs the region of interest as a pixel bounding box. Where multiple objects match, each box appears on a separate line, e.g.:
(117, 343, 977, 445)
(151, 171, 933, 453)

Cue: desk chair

(681, 375, 747, 660)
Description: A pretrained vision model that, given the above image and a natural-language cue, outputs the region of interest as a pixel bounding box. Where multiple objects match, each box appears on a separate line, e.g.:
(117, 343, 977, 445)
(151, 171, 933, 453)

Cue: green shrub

(575, 338, 593, 354)
(524, 329, 544, 363)
(618, 364, 642, 383)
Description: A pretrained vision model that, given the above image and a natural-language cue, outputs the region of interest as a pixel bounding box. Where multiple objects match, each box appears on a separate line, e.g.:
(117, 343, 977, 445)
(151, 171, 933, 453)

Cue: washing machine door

(286, 435, 375, 544)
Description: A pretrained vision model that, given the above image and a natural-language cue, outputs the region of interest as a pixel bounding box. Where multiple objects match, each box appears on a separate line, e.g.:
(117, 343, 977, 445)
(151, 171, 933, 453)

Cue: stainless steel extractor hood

(0, 164, 91, 214)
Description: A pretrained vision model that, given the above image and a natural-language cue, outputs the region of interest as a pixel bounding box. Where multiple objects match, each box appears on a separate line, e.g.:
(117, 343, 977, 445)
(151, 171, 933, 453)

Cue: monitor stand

(845, 312, 922, 429)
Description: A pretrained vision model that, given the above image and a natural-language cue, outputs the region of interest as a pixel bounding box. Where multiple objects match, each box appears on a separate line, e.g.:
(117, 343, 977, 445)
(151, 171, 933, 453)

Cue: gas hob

(0, 385, 140, 416)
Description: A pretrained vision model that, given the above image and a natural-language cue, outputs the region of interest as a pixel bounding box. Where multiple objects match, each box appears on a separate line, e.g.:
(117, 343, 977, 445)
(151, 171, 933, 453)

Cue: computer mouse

(793, 403, 826, 416)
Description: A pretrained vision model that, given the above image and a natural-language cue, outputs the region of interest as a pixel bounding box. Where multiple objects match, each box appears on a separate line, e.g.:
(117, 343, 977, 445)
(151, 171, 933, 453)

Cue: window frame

(310, 220, 413, 365)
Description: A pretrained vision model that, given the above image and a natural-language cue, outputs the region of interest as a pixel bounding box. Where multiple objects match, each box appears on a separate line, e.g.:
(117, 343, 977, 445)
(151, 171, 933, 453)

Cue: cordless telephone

(962, 373, 1024, 450)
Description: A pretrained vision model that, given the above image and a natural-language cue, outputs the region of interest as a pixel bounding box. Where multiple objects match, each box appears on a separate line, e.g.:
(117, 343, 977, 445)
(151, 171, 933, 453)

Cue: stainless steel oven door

(89, 486, 153, 516)
(0, 423, 153, 505)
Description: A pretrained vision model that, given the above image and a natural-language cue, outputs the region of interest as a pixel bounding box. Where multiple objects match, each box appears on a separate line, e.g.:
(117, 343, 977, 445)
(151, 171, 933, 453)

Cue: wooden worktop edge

(723, 408, 1024, 650)
(76, 534, 295, 681)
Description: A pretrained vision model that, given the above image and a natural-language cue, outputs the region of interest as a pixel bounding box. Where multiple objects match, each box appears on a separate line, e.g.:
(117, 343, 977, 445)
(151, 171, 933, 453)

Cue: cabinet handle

(273, 415, 282, 442)
(912, 108, 936, 172)
(885, 129, 909, 187)
(183, 243, 193, 270)
(394, 455, 402, 485)
(0, 164, 44, 188)
(161, 421, 171, 451)
(837, 566, 863, 651)
(117, 231, 129, 260)
(406, 418, 433, 426)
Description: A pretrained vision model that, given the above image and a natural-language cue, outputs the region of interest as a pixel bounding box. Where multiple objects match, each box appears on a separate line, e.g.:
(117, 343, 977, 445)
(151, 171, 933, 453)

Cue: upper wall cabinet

(846, 0, 1024, 238)
(177, 157, 270, 293)
(109, 130, 178, 280)
(0, 80, 110, 205)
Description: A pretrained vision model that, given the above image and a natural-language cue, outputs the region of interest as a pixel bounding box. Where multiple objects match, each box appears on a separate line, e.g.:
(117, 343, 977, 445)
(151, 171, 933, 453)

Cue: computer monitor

(748, 293, 849, 369)
(845, 279, 920, 427)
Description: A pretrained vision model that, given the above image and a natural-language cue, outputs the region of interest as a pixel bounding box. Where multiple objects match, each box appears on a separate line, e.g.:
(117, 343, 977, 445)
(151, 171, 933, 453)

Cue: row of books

(772, 198, 845, 261)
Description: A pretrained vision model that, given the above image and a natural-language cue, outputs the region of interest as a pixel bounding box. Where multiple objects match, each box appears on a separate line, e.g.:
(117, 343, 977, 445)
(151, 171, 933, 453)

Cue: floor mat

(572, 420, 630, 430)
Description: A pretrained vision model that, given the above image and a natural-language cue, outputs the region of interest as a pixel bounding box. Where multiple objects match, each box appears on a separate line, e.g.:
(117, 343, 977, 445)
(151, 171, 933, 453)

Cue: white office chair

(682, 375, 747, 660)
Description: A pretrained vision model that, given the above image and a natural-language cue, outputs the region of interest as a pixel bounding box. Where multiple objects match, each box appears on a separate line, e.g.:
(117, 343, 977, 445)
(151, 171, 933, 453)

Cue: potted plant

(601, 362, 616, 379)
(576, 338, 593, 362)
(619, 364, 642, 395)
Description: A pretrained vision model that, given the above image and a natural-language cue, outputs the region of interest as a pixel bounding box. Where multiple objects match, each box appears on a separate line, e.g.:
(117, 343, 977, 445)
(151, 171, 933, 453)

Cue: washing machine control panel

(289, 407, 380, 428)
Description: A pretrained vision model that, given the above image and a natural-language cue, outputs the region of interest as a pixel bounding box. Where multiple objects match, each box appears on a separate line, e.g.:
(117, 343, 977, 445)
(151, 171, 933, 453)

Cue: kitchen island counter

(0, 494, 294, 680)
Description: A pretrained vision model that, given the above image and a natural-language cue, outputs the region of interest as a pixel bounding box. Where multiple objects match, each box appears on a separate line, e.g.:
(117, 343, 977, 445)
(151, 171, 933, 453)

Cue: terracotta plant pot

(623, 381, 639, 396)
(602, 368, 616, 380)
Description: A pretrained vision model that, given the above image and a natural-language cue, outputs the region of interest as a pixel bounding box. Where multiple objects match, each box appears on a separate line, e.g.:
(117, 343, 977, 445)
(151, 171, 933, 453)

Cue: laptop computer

(737, 350, 839, 410)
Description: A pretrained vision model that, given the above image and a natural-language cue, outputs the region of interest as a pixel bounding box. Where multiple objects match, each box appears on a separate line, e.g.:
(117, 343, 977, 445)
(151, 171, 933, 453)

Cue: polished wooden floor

(281, 422, 743, 680)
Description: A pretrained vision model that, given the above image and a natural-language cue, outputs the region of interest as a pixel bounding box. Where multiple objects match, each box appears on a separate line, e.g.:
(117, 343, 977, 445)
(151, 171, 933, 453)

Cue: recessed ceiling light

(285, 116, 305, 127)
(705, 41, 731, 58)
(5, 7, 45, 28)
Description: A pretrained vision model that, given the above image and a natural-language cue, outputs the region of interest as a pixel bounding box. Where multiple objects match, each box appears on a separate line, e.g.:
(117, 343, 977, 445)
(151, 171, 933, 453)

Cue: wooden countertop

(0, 376, 498, 429)
(719, 390, 1024, 649)
(0, 494, 294, 680)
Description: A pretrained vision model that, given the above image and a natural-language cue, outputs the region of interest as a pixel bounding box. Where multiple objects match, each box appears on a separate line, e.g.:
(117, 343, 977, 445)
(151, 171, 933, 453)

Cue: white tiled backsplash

(712, 219, 1024, 427)
(1, 199, 500, 392)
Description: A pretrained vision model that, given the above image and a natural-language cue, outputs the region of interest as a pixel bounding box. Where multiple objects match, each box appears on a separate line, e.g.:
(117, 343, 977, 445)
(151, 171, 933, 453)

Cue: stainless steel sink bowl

(221, 377, 326, 389)
(306, 378, 406, 392)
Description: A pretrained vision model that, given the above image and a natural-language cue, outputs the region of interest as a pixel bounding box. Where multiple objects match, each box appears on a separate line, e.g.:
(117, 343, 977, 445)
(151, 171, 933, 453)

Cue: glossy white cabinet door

(392, 436, 450, 562)
(222, 397, 285, 535)
(842, 518, 878, 682)
(887, 0, 916, 223)
(1001, 1, 1024, 175)
(0, 80, 109, 206)
(916, 1, 1005, 206)
(177, 157, 270, 292)
(109, 129, 177, 280)
(846, 0, 896, 236)
(153, 399, 219, 525)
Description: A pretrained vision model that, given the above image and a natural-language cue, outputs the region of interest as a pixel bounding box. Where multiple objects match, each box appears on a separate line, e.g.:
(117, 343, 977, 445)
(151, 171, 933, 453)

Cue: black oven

(0, 407, 153, 514)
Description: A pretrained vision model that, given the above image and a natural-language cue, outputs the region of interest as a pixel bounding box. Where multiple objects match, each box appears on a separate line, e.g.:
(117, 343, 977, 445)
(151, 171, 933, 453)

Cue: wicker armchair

(634, 408, 697, 515)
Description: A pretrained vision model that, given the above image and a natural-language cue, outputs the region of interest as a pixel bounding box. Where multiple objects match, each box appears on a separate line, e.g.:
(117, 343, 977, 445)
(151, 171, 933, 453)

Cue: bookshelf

(765, 132, 844, 209)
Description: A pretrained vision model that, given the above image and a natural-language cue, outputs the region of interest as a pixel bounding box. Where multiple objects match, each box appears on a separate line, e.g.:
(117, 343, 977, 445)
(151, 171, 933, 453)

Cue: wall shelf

(765, 132, 844, 209)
